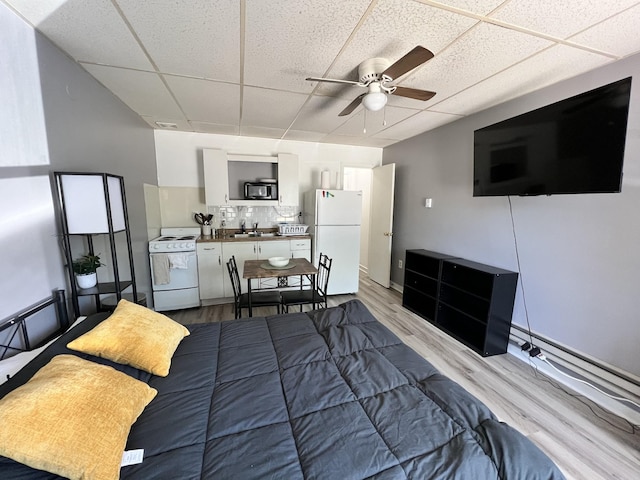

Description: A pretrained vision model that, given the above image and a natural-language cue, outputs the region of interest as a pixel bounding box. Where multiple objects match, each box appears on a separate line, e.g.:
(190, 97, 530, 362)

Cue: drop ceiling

(5, 0, 640, 147)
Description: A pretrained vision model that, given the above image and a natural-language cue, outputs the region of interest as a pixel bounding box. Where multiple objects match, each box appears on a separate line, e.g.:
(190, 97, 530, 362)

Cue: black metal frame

(226, 256, 281, 318)
(54, 172, 138, 317)
(0, 290, 69, 360)
(281, 253, 332, 313)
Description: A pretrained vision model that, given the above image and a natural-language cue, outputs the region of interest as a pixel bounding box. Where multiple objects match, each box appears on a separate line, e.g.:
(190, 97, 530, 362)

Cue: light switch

(425, 198, 433, 208)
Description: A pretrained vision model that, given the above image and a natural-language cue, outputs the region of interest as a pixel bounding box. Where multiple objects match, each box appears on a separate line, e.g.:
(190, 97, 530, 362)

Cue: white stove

(149, 227, 201, 311)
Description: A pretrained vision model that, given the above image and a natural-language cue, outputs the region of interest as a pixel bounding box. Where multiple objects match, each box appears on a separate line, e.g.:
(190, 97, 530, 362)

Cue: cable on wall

(507, 195, 640, 432)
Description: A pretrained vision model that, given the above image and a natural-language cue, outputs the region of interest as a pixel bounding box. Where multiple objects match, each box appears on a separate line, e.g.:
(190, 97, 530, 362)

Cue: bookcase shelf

(402, 249, 518, 357)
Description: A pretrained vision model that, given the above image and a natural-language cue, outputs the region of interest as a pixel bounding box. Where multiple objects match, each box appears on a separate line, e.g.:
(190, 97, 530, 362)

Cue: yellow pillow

(0, 355, 157, 480)
(67, 299, 190, 376)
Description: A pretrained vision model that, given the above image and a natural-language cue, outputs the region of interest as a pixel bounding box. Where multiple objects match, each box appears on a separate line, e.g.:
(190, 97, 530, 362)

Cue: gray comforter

(1, 299, 564, 479)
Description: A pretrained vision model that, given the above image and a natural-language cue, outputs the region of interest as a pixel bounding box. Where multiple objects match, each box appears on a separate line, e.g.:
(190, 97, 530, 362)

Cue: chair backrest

(316, 253, 332, 296)
(226, 255, 242, 300)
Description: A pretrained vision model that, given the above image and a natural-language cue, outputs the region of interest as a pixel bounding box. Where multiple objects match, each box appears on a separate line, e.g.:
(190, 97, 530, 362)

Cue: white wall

(385, 53, 640, 377)
(154, 131, 383, 194)
(0, 3, 157, 320)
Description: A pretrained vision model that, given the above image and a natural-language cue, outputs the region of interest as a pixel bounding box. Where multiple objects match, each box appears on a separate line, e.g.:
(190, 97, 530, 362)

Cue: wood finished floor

(167, 276, 640, 480)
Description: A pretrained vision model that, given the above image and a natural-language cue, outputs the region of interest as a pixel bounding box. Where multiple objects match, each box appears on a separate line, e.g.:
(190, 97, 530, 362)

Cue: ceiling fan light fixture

(362, 91, 387, 112)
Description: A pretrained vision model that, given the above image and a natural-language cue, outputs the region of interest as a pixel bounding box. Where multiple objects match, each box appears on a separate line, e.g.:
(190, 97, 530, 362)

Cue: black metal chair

(227, 255, 282, 318)
(281, 253, 332, 313)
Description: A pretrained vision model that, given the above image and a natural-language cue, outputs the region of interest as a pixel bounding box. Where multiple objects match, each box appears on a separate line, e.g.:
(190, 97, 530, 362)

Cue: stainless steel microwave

(244, 182, 277, 200)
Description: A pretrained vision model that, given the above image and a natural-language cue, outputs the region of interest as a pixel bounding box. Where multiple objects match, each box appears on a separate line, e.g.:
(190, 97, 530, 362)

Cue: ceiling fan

(306, 46, 436, 117)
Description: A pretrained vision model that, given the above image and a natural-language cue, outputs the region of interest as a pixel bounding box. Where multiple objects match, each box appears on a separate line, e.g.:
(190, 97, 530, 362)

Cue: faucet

(240, 220, 246, 234)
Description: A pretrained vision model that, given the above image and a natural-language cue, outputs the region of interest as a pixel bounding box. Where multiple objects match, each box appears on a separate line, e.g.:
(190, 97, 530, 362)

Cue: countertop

(198, 234, 311, 243)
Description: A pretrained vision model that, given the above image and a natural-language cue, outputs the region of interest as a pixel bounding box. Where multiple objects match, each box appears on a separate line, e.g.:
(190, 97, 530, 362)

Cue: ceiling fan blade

(306, 77, 362, 86)
(338, 94, 365, 116)
(381, 46, 434, 81)
(392, 86, 436, 101)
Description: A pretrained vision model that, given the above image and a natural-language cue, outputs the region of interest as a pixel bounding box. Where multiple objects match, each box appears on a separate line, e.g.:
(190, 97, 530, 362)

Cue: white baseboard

(390, 281, 403, 293)
(508, 330, 640, 426)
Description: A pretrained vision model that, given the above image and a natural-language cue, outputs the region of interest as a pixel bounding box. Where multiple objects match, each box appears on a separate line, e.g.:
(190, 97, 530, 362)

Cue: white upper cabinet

(203, 149, 299, 206)
(203, 149, 229, 206)
(277, 153, 299, 206)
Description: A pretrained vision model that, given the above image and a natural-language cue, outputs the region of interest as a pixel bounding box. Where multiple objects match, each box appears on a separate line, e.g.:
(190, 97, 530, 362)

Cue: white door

(197, 243, 225, 300)
(277, 153, 299, 205)
(315, 225, 360, 295)
(368, 163, 395, 288)
(203, 149, 229, 205)
(222, 242, 258, 295)
(150, 252, 199, 291)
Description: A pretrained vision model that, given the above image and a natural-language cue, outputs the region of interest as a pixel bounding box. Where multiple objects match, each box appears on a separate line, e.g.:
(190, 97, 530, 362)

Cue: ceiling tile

(244, 0, 372, 93)
(241, 87, 308, 129)
(429, 1, 506, 15)
(81, 64, 185, 119)
(282, 130, 328, 142)
(7, 0, 153, 69)
(116, 0, 240, 81)
(432, 44, 613, 115)
(289, 96, 355, 133)
(320, 134, 392, 148)
(491, 0, 639, 39)
(403, 22, 553, 104)
(331, 106, 421, 137)
(372, 111, 462, 140)
(239, 125, 286, 139)
(569, 4, 640, 57)
(164, 76, 240, 124)
(322, 0, 478, 83)
(191, 121, 239, 136)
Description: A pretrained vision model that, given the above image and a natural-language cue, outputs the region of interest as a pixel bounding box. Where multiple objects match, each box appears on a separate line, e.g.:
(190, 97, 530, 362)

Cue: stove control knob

(167, 244, 173, 249)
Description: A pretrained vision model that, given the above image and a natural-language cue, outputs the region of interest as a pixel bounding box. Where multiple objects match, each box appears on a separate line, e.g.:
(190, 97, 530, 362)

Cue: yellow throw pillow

(0, 354, 157, 480)
(67, 299, 190, 376)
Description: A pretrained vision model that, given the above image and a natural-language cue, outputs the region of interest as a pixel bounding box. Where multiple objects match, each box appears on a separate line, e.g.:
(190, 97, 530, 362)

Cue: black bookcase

(403, 250, 518, 357)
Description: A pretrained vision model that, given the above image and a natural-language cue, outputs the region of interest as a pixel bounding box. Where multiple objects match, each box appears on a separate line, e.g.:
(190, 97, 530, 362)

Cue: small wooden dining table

(243, 257, 318, 317)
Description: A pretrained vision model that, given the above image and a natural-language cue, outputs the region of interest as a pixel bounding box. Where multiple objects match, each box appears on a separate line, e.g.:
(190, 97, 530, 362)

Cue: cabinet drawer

(439, 284, 489, 323)
(197, 243, 222, 255)
(404, 270, 437, 297)
(290, 239, 311, 250)
(402, 287, 436, 322)
(441, 262, 493, 298)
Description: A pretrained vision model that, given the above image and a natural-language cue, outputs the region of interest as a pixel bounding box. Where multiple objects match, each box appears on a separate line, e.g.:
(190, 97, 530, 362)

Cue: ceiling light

(362, 92, 387, 112)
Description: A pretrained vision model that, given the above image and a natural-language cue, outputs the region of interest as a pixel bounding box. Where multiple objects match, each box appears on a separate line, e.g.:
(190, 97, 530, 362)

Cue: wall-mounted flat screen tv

(473, 77, 632, 196)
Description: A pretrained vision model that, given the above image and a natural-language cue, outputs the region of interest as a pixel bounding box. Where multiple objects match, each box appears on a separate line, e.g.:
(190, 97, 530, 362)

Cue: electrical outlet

(398, 260, 403, 269)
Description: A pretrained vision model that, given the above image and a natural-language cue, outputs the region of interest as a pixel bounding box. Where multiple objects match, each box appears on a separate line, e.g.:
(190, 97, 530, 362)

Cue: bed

(0, 294, 565, 479)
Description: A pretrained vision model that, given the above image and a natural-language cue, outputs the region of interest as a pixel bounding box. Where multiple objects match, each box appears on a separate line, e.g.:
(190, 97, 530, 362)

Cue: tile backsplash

(157, 186, 301, 229)
(211, 205, 301, 229)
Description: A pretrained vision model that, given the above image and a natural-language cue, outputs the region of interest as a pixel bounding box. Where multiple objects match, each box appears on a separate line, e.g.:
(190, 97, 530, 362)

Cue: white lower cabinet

(257, 240, 290, 289)
(222, 242, 259, 297)
(289, 238, 312, 287)
(197, 243, 225, 302)
(199, 238, 313, 301)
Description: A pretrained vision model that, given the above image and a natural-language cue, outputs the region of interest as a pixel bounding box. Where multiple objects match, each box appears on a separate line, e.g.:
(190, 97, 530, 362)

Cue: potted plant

(72, 254, 103, 289)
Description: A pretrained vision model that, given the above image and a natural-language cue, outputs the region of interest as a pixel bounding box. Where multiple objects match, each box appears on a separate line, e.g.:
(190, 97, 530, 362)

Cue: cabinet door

(277, 153, 299, 206)
(257, 240, 291, 289)
(204, 149, 229, 205)
(257, 240, 290, 259)
(290, 239, 311, 260)
(197, 243, 224, 300)
(222, 242, 258, 296)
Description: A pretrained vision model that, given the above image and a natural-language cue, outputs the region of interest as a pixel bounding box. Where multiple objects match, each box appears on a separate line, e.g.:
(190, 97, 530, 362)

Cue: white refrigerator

(305, 189, 362, 295)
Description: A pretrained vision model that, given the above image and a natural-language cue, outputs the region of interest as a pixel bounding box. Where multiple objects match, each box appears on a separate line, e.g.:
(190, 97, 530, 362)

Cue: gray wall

(0, 3, 157, 320)
(385, 53, 640, 377)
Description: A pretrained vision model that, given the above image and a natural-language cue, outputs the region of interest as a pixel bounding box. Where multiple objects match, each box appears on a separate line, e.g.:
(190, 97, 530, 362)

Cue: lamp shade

(362, 92, 387, 112)
(57, 173, 126, 234)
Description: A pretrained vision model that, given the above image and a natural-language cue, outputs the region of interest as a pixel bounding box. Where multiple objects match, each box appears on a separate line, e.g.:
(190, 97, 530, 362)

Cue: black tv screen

(473, 77, 631, 196)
